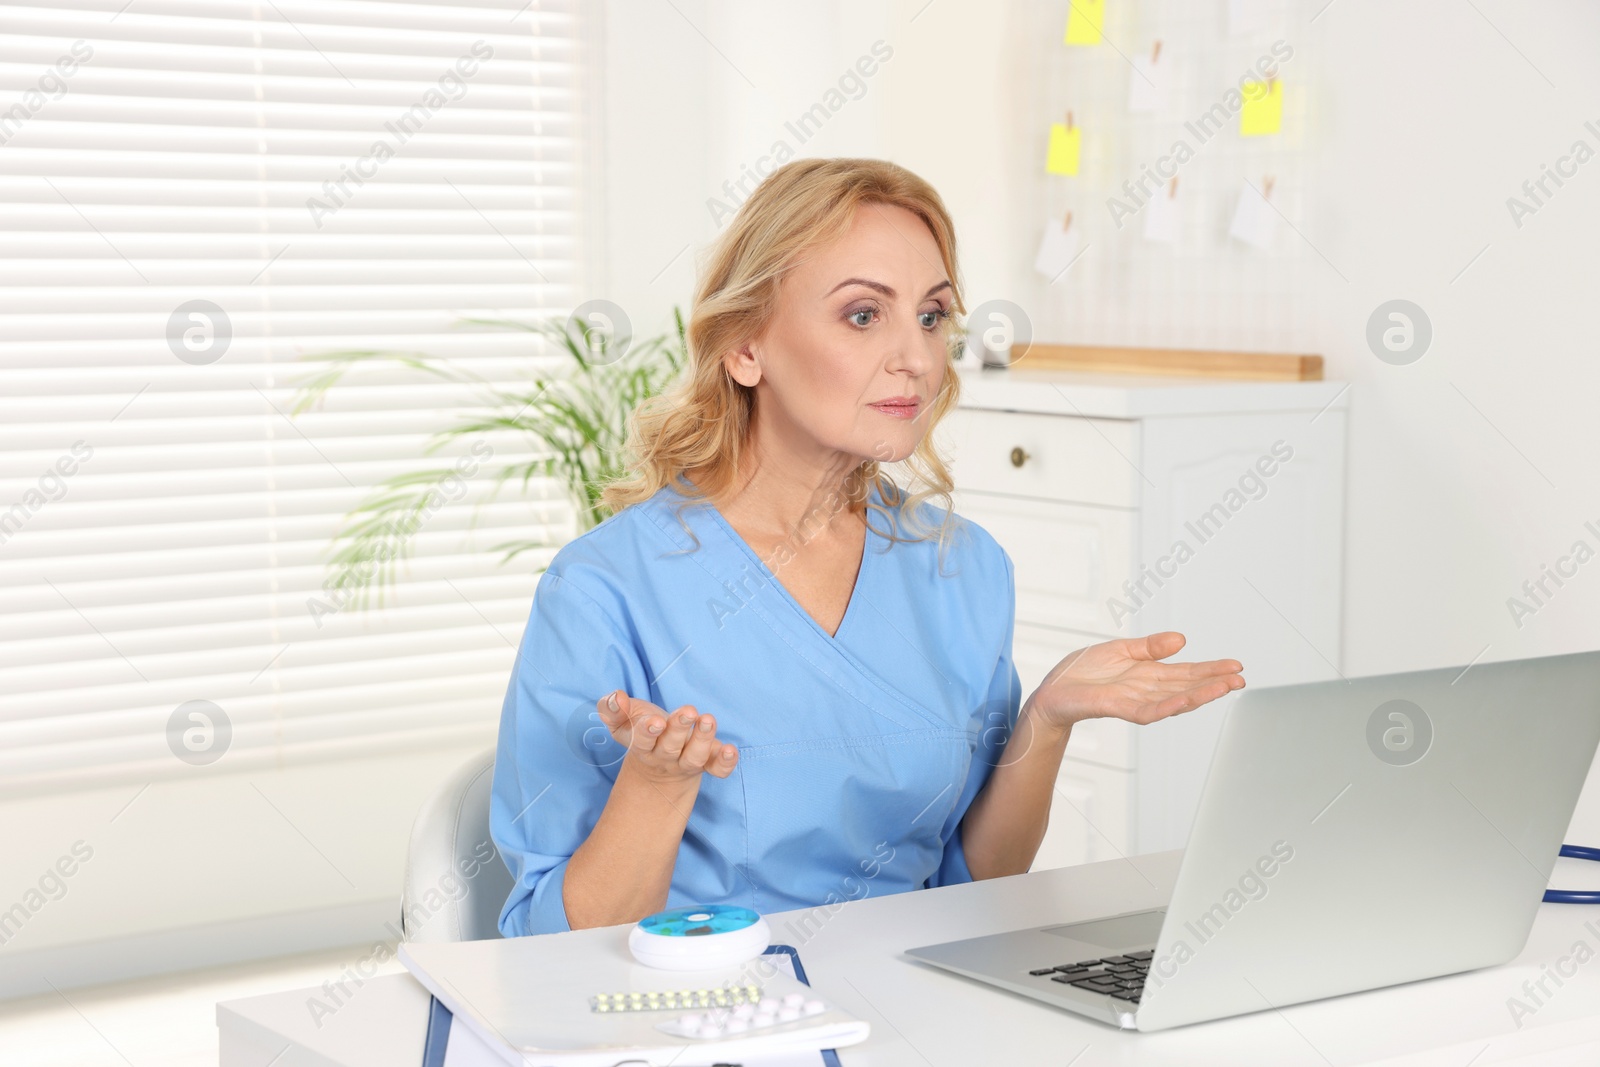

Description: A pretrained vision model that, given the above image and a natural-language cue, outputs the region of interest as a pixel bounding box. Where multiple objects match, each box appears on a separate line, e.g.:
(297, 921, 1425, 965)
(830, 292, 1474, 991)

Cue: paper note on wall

(1239, 79, 1282, 136)
(1143, 186, 1180, 244)
(1128, 54, 1165, 113)
(1046, 123, 1081, 175)
(1228, 180, 1278, 249)
(1034, 218, 1083, 279)
(1064, 0, 1105, 45)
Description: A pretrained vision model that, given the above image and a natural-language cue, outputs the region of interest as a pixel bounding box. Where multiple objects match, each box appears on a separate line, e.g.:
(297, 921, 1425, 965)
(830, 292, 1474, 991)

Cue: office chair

(400, 747, 513, 942)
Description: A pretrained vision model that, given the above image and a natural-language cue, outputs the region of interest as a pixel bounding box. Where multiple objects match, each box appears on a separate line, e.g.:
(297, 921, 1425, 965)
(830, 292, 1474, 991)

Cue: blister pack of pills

(588, 984, 762, 1014)
(654, 991, 830, 1039)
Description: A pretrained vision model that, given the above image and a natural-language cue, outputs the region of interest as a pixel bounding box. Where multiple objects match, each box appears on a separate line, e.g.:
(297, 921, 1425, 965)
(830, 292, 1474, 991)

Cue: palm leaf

(291, 308, 687, 611)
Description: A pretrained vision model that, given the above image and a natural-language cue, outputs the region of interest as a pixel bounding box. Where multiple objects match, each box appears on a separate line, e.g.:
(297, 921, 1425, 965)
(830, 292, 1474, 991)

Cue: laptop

(906, 649, 1600, 1032)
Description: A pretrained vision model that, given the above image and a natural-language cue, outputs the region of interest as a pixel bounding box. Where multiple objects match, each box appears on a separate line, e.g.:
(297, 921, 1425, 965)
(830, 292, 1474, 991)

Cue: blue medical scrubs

(490, 479, 1021, 936)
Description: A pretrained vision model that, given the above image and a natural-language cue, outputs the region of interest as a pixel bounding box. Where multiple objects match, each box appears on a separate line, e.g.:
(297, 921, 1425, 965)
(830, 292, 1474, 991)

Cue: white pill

(699, 1023, 724, 1039)
(782, 992, 805, 1008)
(778, 1006, 801, 1022)
(802, 999, 825, 1016)
(754, 1011, 776, 1026)
(732, 1003, 755, 1019)
(725, 1018, 749, 1033)
(758, 997, 779, 1012)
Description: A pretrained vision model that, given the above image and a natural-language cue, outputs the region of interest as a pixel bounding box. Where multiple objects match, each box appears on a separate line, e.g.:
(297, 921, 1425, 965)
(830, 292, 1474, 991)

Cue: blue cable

(1543, 844, 1600, 904)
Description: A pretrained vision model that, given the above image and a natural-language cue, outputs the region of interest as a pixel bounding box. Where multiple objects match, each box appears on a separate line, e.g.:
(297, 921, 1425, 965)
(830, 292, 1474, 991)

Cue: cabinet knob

(1009, 446, 1030, 469)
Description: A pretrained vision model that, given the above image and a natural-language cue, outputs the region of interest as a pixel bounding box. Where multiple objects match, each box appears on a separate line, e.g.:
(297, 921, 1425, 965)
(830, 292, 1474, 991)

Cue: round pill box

(628, 904, 771, 971)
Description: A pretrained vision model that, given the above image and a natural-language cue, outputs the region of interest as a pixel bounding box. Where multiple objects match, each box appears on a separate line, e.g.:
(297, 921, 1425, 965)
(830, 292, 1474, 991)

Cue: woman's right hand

(596, 690, 739, 787)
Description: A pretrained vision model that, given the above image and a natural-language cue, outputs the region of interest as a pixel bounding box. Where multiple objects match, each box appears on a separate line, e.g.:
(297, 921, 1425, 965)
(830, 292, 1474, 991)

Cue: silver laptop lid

(1136, 650, 1600, 1032)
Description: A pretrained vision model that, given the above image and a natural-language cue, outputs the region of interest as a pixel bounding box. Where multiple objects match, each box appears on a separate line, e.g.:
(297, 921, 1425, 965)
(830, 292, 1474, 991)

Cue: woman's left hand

(1026, 631, 1245, 733)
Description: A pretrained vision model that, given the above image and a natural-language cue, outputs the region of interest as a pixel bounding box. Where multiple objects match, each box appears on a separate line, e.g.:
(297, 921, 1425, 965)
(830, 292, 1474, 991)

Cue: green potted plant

(291, 308, 687, 613)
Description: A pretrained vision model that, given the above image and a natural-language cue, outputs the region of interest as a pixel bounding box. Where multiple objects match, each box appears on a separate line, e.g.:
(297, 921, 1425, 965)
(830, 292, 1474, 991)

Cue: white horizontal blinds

(0, 0, 588, 795)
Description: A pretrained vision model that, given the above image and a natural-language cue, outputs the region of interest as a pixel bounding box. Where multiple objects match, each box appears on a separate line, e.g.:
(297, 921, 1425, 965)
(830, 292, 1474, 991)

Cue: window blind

(0, 0, 590, 796)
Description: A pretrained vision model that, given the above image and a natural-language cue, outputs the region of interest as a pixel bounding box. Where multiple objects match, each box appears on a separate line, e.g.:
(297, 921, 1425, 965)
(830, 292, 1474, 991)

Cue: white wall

(1312, 0, 1600, 678)
(601, 0, 895, 333)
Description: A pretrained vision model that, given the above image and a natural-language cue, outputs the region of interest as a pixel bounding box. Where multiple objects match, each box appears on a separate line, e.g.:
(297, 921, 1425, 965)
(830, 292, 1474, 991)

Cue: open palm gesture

(1027, 631, 1245, 730)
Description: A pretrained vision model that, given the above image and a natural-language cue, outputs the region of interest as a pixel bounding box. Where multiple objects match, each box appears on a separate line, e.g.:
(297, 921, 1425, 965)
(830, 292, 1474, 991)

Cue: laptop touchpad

(1041, 909, 1165, 949)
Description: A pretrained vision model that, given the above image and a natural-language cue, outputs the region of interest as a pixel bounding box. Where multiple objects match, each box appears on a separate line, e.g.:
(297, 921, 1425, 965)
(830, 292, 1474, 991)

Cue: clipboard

(420, 943, 847, 1067)
(763, 944, 845, 1067)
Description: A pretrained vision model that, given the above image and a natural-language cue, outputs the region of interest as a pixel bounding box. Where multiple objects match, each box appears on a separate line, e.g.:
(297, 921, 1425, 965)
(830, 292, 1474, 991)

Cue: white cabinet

(943, 368, 1349, 869)
(961, 495, 1135, 633)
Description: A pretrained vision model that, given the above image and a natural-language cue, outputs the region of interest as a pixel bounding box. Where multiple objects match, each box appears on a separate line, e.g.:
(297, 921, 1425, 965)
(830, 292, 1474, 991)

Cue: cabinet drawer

(954, 493, 1134, 633)
(1011, 622, 1136, 770)
(944, 407, 1139, 508)
(1031, 758, 1135, 871)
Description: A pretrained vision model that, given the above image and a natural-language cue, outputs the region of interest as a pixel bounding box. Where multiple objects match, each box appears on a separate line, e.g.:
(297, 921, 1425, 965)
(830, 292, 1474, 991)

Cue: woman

(490, 158, 1244, 936)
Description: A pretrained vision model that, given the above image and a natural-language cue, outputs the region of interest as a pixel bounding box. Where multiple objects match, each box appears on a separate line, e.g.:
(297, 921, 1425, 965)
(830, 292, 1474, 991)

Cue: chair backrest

(401, 747, 513, 942)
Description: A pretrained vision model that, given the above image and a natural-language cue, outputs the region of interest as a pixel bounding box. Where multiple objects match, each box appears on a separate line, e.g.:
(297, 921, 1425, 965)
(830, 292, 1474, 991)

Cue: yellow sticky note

(1046, 123, 1081, 175)
(1064, 0, 1105, 46)
(1239, 79, 1283, 136)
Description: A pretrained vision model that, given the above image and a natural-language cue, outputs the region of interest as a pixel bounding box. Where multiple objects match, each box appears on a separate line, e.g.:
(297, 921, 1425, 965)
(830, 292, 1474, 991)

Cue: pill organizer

(627, 904, 771, 971)
(655, 990, 831, 1040)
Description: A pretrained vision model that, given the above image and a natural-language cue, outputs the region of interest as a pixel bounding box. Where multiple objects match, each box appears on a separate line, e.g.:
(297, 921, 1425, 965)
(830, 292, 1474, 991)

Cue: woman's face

(725, 202, 952, 467)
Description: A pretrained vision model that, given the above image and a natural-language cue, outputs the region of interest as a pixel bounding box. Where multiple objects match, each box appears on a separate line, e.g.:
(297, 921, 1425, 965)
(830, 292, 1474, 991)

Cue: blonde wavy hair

(602, 157, 965, 549)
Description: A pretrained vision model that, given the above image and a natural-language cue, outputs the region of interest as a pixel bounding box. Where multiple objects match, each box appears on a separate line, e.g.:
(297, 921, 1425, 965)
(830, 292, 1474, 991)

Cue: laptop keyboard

(1027, 949, 1153, 1004)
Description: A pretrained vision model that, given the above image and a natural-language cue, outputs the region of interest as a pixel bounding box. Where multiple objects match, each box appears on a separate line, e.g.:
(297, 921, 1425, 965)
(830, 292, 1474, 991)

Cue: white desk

(217, 851, 1600, 1066)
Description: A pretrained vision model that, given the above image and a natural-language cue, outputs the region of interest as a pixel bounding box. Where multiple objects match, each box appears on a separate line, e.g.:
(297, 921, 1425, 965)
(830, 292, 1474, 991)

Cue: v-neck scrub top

(490, 480, 1021, 936)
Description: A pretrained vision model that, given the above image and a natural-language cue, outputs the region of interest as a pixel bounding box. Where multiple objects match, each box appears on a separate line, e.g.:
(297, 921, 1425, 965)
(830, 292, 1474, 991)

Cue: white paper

(1228, 180, 1277, 249)
(1033, 220, 1082, 279)
(1127, 55, 1165, 113)
(1228, 0, 1272, 35)
(1142, 189, 1180, 244)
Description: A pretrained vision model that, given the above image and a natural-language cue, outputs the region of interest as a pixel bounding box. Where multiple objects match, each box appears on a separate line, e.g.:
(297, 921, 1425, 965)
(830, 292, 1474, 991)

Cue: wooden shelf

(1012, 343, 1323, 381)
